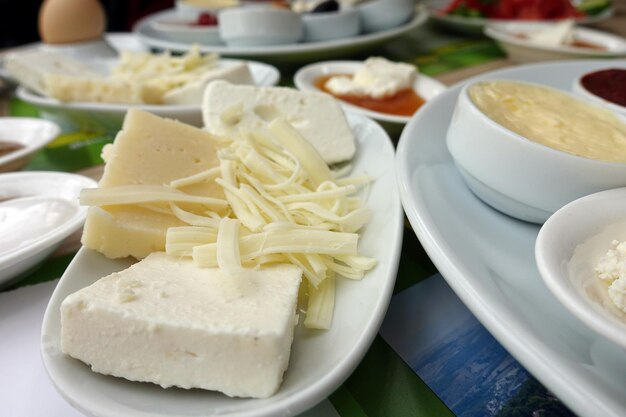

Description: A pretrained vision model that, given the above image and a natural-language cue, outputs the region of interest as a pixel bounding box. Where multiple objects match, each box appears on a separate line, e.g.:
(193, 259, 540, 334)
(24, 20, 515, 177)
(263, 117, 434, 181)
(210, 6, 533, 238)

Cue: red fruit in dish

(197, 12, 218, 26)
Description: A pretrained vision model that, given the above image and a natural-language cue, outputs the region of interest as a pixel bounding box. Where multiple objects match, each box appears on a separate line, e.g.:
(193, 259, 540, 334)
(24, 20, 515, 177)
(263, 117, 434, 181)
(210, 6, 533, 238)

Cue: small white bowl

(39, 38, 118, 60)
(293, 60, 446, 124)
(151, 17, 221, 45)
(175, 0, 238, 18)
(0, 171, 95, 288)
(446, 80, 626, 224)
(357, 0, 416, 33)
(218, 7, 303, 47)
(0, 117, 60, 172)
(572, 67, 626, 118)
(536, 187, 626, 349)
(302, 9, 360, 42)
(485, 22, 626, 63)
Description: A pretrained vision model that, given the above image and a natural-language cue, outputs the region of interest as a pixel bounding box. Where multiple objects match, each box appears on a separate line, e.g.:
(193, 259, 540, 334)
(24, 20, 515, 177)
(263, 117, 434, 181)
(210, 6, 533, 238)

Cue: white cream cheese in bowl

(446, 79, 626, 223)
(536, 187, 626, 349)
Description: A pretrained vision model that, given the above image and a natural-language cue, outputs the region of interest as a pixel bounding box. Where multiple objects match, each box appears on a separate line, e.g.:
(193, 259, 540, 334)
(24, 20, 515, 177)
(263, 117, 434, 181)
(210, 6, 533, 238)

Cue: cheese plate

(41, 113, 404, 417)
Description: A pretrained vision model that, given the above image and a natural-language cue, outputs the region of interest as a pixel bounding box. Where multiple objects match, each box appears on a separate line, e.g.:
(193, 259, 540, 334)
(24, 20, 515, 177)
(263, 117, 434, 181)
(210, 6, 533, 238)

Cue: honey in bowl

(0, 141, 24, 158)
(315, 74, 425, 116)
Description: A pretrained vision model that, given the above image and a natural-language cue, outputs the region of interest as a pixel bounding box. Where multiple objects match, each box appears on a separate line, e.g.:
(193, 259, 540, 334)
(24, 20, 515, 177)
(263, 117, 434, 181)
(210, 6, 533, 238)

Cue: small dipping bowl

(573, 67, 626, 118)
(301, 8, 360, 42)
(151, 17, 221, 45)
(218, 7, 303, 47)
(536, 187, 626, 349)
(446, 79, 626, 224)
(0, 117, 60, 172)
(357, 0, 415, 33)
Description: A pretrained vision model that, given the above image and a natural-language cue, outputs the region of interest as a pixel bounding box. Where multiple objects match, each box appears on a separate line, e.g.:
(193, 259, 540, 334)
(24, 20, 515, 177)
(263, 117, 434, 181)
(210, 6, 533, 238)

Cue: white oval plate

(485, 22, 626, 62)
(133, 7, 427, 59)
(41, 113, 404, 417)
(536, 187, 626, 350)
(396, 60, 626, 417)
(0, 171, 95, 287)
(294, 61, 447, 124)
(0, 117, 60, 172)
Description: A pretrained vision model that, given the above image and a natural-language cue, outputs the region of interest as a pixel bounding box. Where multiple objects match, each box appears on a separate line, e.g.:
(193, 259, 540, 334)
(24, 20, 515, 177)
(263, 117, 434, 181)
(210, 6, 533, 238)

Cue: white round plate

(396, 60, 626, 417)
(0, 171, 95, 287)
(133, 7, 428, 59)
(41, 114, 404, 417)
(293, 60, 447, 124)
(425, 0, 613, 35)
(0, 117, 60, 172)
(485, 22, 626, 63)
(17, 58, 280, 130)
(536, 187, 626, 350)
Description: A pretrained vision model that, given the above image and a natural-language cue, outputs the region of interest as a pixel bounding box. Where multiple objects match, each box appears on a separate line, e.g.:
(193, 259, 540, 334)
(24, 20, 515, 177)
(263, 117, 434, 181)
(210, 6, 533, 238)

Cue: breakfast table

(2, 2, 626, 417)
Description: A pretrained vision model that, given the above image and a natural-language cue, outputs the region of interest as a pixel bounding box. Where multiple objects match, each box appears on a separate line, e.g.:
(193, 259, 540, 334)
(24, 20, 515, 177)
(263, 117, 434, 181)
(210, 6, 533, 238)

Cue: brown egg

(38, 0, 106, 44)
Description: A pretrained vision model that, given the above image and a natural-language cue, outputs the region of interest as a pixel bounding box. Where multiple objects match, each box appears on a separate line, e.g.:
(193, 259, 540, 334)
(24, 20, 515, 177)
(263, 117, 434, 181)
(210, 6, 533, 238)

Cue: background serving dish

(16, 58, 280, 132)
(293, 60, 447, 125)
(484, 22, 626, 63)
(41, 113, 404, 417)
(536, 187, 626, 350)
(396, 60, 626, 417)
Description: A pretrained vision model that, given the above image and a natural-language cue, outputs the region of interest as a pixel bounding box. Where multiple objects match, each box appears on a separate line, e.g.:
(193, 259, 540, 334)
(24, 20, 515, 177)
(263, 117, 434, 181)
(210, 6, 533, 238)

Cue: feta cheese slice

(61, 252, 303, 398)
(81, 109, 223, 259)
(525, 20, 575, 47)
(163, 61, 254, 105)
(202, 81, 356, 164)
(325, 57, 416, 99)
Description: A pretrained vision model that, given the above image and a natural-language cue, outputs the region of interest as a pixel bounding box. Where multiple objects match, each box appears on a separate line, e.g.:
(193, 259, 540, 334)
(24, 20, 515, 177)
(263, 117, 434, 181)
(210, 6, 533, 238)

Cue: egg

(38, 0, 106, 44)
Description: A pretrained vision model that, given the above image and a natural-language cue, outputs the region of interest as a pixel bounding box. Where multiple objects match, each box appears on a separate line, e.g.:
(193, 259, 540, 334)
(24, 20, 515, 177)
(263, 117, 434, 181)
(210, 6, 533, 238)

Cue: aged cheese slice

(81, 109, 223, 259)
(61, 253, 302, 398)
(202, 81, 356, 164)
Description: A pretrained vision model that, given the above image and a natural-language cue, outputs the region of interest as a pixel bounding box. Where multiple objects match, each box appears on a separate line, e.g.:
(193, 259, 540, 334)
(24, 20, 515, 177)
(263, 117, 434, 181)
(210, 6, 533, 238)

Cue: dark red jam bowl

(580, 68, 626, 108)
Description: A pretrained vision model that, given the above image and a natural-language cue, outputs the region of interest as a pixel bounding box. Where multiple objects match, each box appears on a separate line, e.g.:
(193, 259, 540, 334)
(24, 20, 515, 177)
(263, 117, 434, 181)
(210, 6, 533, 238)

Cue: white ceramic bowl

(301, 9, 360, 42)
(485, 22, 626, 63)
(218, 8, 303, 47)
(151, 17, 221, 45)
(0, 171, 95, 288)
(536, 187, 626, 349)
(446, 80, 626, 224)
(572, 67, 626, 118)
(0, 117, 60, 172)
(358, 0, 415, 33)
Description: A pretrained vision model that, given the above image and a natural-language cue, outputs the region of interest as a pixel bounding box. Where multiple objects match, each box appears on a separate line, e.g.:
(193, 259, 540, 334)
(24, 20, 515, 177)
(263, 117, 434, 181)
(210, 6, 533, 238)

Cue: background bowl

(0, 117, 60, 172)
(357, 0, 416, 33)
(151, 18, 221, 45)
(176, 0, 239, 18)
(485, 22, 626, 63)
(302, 9, 360, 42)
(218, 8, 303, 47)
(535, 187, 626, 349)
(446, 80, 626, 223)
(572, 67, 626, 118)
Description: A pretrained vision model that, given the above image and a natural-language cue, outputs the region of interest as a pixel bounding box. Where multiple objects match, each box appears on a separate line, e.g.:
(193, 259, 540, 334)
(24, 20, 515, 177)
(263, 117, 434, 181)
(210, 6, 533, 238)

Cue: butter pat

(163, 61, 254, 105)
(61, 253, 303, 398)
(81, 109, 223, 259)
(202, 81, 356, 164)
(325, 57, 416, 99)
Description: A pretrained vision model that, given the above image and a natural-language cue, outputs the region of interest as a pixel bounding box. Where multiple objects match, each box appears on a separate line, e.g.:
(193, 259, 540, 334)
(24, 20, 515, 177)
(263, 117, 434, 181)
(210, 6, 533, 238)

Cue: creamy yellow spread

(469, 80, 626, 163)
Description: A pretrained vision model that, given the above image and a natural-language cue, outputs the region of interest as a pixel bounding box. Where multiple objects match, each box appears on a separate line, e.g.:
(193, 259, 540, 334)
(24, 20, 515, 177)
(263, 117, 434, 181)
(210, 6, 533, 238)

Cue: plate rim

(40, 113, 405, 417)
(396, 59, 626, 417)
(293, 60, 448, 124)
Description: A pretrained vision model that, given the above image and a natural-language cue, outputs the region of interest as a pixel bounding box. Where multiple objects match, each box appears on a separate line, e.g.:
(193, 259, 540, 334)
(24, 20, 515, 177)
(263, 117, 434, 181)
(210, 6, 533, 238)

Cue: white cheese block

(325, 57, 416, 99)
(4, 50, 100, 96)
(525, 20, 575, 47)
(61, 253, 302, 398)
(202, 80, 356, 164)
(81, 109, 223, 259)
(163, 62, 254, 105)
